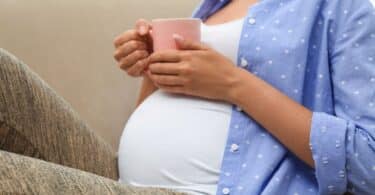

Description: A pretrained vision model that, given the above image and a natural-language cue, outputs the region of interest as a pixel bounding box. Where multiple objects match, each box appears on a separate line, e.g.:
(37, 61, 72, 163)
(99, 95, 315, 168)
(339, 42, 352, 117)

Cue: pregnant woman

(114, 0, 375, 194)
(0, 0, 374, 194)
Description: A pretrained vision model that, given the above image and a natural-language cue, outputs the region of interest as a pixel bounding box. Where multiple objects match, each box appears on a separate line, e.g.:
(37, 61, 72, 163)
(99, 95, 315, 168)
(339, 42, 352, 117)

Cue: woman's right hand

(113, 19, 153, 77)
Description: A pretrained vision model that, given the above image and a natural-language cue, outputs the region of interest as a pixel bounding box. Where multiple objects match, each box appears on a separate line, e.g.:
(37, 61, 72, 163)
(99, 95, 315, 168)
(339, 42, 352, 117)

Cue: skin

(113, 0, 314, 167)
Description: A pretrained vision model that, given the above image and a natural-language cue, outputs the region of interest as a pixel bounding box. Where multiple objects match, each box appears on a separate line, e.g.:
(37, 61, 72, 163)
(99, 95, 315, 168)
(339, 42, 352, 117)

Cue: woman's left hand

(146, 34, 243, 102)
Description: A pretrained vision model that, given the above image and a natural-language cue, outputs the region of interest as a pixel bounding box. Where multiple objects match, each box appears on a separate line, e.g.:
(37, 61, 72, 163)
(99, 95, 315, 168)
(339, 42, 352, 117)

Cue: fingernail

(139, 26, 147, 35)
(173, 33, 184, 41)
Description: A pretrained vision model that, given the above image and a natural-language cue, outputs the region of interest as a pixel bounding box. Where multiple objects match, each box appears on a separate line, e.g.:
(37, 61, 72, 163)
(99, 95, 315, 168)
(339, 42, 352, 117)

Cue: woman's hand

(147, 34, 243, 102)
(113, 19, 153, 77)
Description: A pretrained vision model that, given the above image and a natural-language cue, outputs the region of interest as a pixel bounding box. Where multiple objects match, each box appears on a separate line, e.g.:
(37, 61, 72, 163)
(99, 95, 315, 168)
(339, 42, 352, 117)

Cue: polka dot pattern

(193, 0, 375, 194)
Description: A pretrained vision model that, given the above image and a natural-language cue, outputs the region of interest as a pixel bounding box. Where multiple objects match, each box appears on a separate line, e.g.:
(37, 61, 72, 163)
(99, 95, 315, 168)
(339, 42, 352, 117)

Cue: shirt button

(230, 144, 239, 152)
(222, 187, 231, 195)
(240, 57, 248, 68)
(248, 17, 256, 25)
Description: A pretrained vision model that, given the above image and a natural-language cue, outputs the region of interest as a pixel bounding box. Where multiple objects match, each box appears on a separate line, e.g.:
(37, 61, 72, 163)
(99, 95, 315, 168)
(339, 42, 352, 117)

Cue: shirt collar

(192, 0, 232, 20)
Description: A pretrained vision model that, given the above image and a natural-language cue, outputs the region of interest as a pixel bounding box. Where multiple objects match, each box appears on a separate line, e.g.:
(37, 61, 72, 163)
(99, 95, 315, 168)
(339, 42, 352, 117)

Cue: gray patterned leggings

(0, 48, 184, 195)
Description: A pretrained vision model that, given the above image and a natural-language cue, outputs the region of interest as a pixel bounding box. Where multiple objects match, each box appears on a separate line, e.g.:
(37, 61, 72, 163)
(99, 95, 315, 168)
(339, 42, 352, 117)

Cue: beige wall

(0, 0, 201, 149)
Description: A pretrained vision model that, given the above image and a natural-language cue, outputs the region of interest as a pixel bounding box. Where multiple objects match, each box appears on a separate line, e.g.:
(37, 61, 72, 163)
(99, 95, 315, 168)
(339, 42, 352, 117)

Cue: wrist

(227, 67, 253, 105)
(227, 67, 244, 104)
(143, 74, 156, 85)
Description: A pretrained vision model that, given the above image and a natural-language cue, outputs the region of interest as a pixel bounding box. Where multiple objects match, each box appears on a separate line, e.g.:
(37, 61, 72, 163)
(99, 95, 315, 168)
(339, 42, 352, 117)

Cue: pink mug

(151, 18, 201, 51)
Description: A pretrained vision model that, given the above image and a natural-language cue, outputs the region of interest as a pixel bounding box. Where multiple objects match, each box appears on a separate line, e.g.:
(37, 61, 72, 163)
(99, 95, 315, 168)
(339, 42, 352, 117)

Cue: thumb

(173, 34, 208, 50)
(135, 19, 152, 36)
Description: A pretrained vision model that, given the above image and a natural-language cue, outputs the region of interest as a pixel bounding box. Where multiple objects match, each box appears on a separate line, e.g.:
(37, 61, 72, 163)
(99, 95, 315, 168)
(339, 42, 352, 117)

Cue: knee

(0, 48, 15, 63)
(0, 48, 22, 72)
(0, 48, 33, 85)
(0, 48, 30, 104)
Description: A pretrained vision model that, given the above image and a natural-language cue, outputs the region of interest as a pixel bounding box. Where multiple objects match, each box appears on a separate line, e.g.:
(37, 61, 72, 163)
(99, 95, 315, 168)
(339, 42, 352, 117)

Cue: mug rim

(151, 18, 201, 23)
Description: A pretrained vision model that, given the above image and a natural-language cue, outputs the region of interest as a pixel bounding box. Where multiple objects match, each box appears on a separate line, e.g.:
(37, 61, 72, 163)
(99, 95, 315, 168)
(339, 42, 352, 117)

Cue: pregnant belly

(118, 90, 232, 193)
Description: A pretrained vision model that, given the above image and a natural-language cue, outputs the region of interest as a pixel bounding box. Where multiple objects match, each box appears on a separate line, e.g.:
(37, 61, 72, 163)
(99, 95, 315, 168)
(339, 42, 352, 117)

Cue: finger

(118, 50, 149, 70)
(126, 58, 149, 77)
(135, 19, 153, 52)
(114, 40, 147, 61)
(147, 72, 186, 86)
(113, 30, 144, 48)
(149, 50, 181, 63)
(135, 19, 152, 36)
(173, 33, 209, 50)
(148, 62, 181, 75)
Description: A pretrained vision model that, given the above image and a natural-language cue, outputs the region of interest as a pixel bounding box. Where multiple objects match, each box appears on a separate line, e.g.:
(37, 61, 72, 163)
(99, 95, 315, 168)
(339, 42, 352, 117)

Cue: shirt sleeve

(310, 1, 375, 194)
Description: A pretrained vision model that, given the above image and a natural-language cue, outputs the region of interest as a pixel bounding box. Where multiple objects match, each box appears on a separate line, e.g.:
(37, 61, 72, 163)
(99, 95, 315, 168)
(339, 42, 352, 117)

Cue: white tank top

(118, 18, 244, 195)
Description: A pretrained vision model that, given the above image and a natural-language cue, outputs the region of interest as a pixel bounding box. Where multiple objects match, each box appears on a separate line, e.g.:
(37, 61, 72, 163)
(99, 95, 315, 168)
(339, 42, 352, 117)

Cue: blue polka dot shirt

(193, 0, 375, 194)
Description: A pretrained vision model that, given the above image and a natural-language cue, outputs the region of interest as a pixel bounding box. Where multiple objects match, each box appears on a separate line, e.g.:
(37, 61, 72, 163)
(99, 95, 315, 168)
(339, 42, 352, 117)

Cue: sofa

(0, 0, 200, 149)
(0, 0, 199, 194)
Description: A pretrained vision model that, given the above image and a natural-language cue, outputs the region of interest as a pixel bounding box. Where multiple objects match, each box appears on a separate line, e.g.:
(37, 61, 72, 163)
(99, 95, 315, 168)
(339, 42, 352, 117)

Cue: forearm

(230, 68, 314, 167)
(136, 76, 158, 107)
